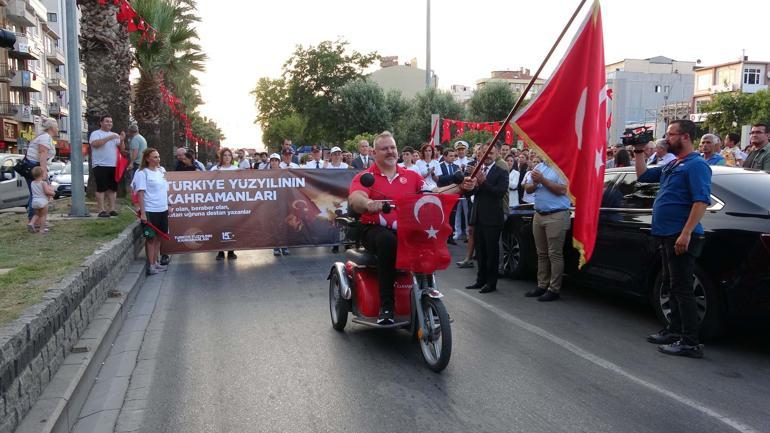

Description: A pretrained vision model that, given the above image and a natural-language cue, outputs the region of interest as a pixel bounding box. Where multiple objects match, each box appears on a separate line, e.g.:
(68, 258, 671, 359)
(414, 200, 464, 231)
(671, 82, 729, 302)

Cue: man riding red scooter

(348, 131, 475, 324)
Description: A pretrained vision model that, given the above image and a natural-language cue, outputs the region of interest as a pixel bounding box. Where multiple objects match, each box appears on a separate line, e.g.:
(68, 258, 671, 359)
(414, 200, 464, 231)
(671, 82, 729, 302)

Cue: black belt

(535, 209, 568, 216)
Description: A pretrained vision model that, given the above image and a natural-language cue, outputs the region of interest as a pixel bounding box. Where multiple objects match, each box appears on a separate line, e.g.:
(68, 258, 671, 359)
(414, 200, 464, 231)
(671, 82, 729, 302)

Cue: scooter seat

(345, 249, 377, 267)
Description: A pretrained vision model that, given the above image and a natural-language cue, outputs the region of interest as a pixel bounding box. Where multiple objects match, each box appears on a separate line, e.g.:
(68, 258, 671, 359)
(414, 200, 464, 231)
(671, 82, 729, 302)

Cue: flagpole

(469, 0, 589, 179)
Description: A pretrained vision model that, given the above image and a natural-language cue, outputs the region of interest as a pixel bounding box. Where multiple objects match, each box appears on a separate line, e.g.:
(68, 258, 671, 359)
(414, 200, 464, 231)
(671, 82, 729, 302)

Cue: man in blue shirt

(635, 119, 711, 359)
(523, 157, 571, 302)
(699, 133, 726, 166)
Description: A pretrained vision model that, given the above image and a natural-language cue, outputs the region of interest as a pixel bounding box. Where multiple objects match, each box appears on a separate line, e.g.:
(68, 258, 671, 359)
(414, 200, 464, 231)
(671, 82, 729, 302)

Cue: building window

(654, 85, 662, 93)
(697, 74, 711, 91)
(663, 85, 670, 93)
(47, 13, 57, 22)
(744, 68, 761, 85)
(695, 100, 709, 113)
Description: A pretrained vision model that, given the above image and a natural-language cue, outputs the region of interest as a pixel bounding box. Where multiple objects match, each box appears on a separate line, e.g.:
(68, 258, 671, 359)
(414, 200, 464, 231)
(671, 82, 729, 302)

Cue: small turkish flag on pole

(511, 1, 608, 267)
(395, 194, 459, 274)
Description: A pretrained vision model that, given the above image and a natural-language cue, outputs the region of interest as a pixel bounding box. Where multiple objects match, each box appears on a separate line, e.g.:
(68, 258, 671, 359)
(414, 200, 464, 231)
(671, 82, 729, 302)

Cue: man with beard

(635, 119, 711, 359)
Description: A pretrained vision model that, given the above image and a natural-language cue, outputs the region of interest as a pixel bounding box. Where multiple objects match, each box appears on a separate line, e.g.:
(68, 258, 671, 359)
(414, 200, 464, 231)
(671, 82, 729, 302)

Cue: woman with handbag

(22, 119, 59, 222)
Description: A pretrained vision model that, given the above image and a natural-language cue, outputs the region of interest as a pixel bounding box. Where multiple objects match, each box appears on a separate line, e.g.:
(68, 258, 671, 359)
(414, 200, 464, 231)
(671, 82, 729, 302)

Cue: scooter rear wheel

(418, 297, 452, 372)
(329, 272, 349, 331)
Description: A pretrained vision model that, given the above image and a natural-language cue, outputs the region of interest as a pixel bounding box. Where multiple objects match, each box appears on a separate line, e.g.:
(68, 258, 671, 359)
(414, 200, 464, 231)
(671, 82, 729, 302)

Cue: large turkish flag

(511, 3, 608, 267)
(396, 194, 459, 274)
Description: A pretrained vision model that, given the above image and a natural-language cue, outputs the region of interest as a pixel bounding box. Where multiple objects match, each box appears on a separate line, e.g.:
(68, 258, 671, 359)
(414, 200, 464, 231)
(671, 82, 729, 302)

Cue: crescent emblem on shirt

(413, 195, 444, 225)
(399, 177, 407, 184)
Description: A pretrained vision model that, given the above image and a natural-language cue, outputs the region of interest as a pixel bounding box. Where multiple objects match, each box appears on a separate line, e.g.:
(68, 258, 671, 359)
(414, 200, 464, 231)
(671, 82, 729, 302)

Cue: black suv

(502, 166, 770, 337)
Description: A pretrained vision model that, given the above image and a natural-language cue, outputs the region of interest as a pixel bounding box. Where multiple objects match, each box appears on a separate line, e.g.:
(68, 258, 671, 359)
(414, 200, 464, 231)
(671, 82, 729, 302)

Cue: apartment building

(475, 68, 545, 97)
(450, 84, 473, 104)
(605, 56, 695, 145)
(1, 0, 86, 156)
(691, 56, 770, 121)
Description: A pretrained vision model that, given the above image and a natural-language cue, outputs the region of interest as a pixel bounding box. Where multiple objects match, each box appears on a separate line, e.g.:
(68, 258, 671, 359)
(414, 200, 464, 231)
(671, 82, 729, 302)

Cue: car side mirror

(2, 172, 12, 181)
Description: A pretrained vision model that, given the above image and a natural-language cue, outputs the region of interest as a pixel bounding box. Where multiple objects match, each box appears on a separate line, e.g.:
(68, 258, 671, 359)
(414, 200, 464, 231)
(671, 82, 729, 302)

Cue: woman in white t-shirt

(210, 148, 239, 260)
(131, 148, 169, 276)
(505, 154, 520, 212)
(23, 118, 58, 221)
(415, 143, 441, 190)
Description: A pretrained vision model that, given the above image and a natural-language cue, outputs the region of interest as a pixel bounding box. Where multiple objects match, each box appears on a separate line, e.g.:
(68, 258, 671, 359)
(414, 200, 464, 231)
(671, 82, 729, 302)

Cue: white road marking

(454, 289, 758, 433)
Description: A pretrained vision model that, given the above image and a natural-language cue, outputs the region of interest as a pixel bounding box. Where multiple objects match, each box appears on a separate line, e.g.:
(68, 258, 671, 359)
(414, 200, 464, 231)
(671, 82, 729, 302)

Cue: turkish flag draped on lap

(396, 194, 459, 274)
(511, 2, 608, 267)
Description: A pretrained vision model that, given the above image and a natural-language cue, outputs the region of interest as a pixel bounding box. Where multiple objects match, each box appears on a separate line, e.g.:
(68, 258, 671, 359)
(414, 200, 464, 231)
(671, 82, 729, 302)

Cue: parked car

(47, 161, 65, 181)
(502, 166, 770, 338)
(51, 162, 89, 199)
(0, 153, 30, 209)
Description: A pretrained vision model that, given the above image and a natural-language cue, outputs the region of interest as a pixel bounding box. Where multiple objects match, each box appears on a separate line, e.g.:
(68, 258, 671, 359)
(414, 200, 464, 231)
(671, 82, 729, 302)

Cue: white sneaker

(152, 263, 168, 272)
(146, 267, 159, 276)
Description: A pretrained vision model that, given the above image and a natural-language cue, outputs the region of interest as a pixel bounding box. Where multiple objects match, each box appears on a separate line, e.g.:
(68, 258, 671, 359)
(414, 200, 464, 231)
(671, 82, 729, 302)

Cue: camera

(621, 126, 654, 146)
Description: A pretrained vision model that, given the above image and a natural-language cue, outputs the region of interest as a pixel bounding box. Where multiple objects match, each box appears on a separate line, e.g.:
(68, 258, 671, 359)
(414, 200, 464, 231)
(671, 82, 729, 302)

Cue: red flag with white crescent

(511, 1, 608, 267)
(395, 194, 459, 274)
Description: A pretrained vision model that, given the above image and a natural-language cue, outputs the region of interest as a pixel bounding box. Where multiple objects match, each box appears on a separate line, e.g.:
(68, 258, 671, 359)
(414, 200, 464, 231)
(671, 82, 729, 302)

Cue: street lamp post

(65, 0, 88, 217)
(426, 0, 431, 88)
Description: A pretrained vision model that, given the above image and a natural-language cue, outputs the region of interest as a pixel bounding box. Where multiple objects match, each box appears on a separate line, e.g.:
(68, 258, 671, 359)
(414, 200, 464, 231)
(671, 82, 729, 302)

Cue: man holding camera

(635, 119, 711, 359)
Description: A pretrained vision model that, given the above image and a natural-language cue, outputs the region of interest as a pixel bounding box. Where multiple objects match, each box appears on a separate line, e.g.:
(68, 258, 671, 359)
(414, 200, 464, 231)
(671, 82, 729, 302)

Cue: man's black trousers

(657, 234, 705, 345)
(474, 224, 502, 289)
(361, 225, 397, 311)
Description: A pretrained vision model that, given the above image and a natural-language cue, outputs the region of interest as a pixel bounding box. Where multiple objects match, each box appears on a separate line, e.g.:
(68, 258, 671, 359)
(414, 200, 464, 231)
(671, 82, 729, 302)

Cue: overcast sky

(192, 0, 769, 149)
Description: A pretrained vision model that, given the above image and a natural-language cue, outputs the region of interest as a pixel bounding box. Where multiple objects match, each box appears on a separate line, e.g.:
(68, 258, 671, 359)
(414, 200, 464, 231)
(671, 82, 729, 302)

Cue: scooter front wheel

(418, 297, 452, 372)
(329, 272, 349, 331)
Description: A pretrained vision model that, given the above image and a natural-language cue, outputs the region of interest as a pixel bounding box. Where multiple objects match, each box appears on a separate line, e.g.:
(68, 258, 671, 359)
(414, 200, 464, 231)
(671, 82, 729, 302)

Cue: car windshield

(714, 172, 770, 209)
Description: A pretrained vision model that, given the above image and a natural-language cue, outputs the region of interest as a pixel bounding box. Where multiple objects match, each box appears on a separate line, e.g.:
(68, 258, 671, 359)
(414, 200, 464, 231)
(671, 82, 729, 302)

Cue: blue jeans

(23, 159, 40, 220)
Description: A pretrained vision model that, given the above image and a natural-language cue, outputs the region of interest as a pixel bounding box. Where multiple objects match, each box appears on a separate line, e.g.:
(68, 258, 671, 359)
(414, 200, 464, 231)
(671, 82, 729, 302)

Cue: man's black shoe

(658, 341, 703, 359)
(447, 238, 457, 245)
(216, 251, 225, 260)
(331, 246, 339, 253)
(647, 329, 681, 345)
(479, 284, 496, 293)
(227, 251, 237, 260)
(465, 283, 484, 290)
(537, 290, 560, 302)
(160, 255, 171, 266)
(525, 287, 547, 298)
(377, 308, 394, 325)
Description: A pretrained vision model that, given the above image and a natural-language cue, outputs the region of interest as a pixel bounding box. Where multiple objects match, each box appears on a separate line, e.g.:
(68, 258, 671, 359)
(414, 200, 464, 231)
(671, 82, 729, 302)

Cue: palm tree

(130, 0, 206, 164)
(79, 0, 133, 196)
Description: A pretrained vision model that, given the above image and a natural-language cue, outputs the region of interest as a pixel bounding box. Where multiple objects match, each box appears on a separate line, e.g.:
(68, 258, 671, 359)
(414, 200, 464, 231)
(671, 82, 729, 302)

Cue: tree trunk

(79, 0, 132, 197)
(134, 71, 164, 165)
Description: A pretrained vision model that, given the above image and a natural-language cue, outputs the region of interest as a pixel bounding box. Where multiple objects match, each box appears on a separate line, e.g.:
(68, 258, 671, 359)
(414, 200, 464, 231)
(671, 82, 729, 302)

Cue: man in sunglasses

(634, 119, 711, 359)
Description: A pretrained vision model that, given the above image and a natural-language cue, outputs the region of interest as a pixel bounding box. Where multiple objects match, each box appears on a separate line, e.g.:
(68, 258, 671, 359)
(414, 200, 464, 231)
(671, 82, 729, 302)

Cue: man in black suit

(350, 140, 373, 169)
(438, 148, 461, 245)
(465, 143, 509, 293)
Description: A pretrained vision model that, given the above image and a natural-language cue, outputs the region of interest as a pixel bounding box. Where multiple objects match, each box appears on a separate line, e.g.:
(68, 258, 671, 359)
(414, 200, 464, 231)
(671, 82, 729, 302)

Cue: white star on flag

(595, 147, 604, 176)
(425, 226, 439, 239)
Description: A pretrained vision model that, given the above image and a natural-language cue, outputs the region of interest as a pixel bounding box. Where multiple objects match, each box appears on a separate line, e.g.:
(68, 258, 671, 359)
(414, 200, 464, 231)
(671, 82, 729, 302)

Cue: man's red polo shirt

(349, 163, 425, 230)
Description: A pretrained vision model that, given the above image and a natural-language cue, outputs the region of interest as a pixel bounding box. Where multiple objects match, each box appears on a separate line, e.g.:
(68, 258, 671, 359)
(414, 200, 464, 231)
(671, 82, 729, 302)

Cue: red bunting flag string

(158, 76, 216, 148)
(95, 0, 158, 46)
(439, 118, 522, 146)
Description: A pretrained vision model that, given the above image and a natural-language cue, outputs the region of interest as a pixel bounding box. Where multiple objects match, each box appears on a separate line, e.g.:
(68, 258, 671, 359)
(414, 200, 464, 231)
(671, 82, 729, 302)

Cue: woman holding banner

(132, 148, 169, 276)
(210, 148, 239, 260)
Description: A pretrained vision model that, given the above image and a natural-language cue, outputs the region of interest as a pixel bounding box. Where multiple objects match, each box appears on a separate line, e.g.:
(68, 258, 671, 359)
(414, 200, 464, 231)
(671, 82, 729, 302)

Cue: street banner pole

(430, 114, 439, 147)
(469, 0, 588, 179)
(65, 0, 88, 217)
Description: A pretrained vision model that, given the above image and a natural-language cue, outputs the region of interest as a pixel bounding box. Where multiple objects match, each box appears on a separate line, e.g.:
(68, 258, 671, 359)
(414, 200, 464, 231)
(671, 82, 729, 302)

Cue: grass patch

(0, 198, 135, 325)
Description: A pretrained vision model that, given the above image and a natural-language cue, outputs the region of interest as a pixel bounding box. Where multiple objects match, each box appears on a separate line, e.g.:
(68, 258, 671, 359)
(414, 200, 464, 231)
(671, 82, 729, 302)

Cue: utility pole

(65, 0, 88, 217)
(426, 0, 431, 88)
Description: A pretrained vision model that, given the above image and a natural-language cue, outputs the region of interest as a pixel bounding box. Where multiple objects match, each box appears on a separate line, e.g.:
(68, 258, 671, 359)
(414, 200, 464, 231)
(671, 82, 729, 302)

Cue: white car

(0, 153, 29, 209)
(52, 162, 89, 199)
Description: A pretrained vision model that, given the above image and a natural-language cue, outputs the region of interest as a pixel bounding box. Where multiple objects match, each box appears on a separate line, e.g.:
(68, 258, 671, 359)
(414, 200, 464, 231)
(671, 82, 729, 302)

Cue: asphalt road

(117, 245, 770, 433)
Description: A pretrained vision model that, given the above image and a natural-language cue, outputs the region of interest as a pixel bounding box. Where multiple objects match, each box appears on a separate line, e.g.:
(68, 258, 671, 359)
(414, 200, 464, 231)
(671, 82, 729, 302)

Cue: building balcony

(49, 102, 68, 117)
(9, 34, 43, 61)
(742, 83, 768, 93)
(7, 0, 36, 27)
(0, 63, 10, 83)
(48, 75, 67, 91)
(10, 69, 44, 92)
(13, 104, 37, 123)
(0, 102, 19, 117)
(46, 47, 65, 65)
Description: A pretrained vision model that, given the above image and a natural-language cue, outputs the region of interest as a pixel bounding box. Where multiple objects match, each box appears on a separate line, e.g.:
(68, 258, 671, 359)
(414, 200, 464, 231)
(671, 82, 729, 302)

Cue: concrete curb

(14, 260, 147, 433)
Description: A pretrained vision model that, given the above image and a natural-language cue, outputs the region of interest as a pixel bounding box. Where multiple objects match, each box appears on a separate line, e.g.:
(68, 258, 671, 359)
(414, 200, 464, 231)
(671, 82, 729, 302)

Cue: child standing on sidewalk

(27, 166, 54, 234)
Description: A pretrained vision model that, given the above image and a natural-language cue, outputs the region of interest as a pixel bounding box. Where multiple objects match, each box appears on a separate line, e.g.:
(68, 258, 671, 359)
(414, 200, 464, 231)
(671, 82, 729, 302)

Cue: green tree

(252, 39, 379, 143)
(384, 89, 410, 131)
(395, 88, 464, 148)
(333, 79, 390, 139)
(702, 92, 756, 136)
(262, 113, 308, 152)
(468, 82, 517, 122)
(343, 133, 377, 153)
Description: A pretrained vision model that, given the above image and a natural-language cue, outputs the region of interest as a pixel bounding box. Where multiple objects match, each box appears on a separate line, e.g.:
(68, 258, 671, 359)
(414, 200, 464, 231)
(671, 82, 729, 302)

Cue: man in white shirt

(279, 148, 300, 169)
(324, 147, 348, 169)
(453, 140, 471, 241)
(236, 149, 251, 169)
(647, 139, 676, 166)
(303, 146, 324, 169)
(89, 115, 125, 218)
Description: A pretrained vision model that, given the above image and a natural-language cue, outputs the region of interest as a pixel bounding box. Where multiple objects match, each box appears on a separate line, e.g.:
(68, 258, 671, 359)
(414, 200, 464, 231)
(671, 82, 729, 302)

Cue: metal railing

(0, 102, 18, 117)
